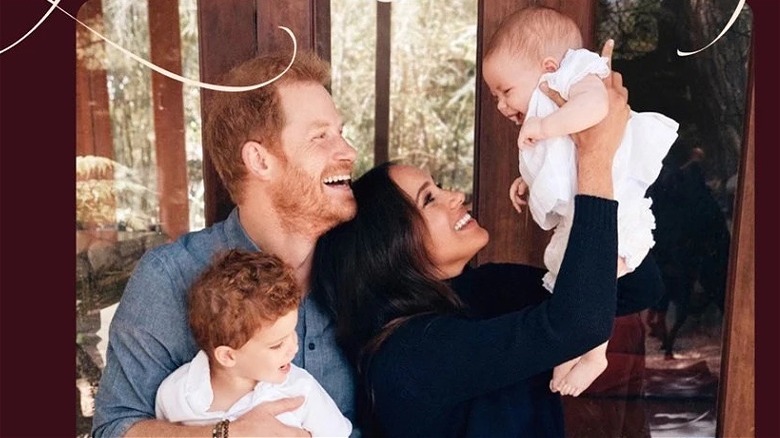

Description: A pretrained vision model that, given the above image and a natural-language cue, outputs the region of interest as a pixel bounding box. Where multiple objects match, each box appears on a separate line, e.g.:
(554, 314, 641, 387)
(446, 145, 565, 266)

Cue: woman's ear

(213, 346, 237, 368)
(242, 140, 278, 181)
(542, 57, 559, 73)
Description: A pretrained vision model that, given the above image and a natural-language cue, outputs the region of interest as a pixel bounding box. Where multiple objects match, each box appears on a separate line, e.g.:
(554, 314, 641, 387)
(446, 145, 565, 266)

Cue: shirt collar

(224, 207, 261, 252)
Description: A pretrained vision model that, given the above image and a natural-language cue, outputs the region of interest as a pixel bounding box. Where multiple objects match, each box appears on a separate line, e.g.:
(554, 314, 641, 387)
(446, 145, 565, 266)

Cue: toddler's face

(483, 51, 542, 126)
(232, 309, 300, 384)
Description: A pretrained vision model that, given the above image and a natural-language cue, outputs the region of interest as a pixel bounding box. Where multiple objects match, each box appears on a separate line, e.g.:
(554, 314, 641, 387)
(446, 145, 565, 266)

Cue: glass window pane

(389, 0, 477, 194)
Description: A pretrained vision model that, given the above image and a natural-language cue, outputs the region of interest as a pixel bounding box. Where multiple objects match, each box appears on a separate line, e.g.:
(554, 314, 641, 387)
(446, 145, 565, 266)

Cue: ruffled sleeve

(544, 49, 610, 100)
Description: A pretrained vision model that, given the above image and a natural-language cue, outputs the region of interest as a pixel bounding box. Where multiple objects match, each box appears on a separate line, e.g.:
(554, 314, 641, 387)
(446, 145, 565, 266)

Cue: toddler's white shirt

(155, 350, 353, 437)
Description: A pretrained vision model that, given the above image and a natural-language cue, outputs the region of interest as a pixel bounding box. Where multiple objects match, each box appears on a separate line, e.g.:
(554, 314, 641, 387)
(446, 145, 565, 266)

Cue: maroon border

(750, 1, 780, 437)
(0, 0, 86, 436)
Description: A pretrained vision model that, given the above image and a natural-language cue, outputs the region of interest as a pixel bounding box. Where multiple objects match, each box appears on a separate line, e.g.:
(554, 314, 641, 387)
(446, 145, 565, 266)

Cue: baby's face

(483, 51, 542, 126)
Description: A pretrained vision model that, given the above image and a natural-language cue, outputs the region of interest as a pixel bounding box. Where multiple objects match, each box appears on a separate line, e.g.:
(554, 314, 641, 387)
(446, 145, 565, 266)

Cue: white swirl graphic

(677, 0, 746, 57)
(1, 0, 298, 92)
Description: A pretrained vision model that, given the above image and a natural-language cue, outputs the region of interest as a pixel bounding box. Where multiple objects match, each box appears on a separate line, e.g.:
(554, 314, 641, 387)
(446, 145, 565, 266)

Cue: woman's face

(389, 165, 490, 279)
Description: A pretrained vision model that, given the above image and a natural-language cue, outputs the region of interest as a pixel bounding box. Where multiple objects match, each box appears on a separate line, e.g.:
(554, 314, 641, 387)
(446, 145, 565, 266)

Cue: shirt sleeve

(92, 252, 196, 438)
(545, 49, 610, 100)
(299, 373, 353, 437)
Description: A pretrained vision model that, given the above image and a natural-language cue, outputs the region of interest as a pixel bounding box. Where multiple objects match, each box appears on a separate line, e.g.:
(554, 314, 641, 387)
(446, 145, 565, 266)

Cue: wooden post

(76, 0, 114, 159)
(374, 1, 391, 165)
(148, 0, 190, 239)
(717, 37, 754, 438)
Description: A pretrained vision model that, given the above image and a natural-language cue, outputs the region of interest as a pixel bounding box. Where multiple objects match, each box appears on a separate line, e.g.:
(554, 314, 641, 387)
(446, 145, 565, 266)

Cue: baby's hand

(517, 117, 546, 147)
(508, 177, 528, 214)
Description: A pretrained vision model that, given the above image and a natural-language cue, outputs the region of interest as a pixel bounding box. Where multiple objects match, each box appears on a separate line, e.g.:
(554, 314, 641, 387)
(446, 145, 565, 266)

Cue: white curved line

(677, 0, 745, 57)
(0, 0, 61, 55)
(3, 0, 297, 92)
(55, 0, 298, 91)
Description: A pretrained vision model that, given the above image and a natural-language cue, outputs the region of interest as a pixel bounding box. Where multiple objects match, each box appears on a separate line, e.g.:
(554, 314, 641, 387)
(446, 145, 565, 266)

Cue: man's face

(270, 82, 357, 237)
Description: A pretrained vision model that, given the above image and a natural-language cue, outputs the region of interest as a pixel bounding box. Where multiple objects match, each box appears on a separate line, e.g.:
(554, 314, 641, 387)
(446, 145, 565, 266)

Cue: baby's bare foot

(557, 355, 608, 397)
(550, 357, 580, 393)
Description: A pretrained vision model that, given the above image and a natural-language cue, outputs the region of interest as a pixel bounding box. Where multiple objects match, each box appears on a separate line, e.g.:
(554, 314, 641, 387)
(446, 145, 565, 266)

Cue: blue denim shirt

(92, 208, 357, 437)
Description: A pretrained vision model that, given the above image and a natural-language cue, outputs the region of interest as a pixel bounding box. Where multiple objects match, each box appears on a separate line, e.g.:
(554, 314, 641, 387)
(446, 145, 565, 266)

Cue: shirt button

(308, 342, 316, 351)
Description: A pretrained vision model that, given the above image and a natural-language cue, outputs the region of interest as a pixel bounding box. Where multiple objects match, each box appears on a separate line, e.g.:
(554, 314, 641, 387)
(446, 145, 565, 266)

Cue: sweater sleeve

(449, 263, 549, 318)
(370, 195, 618, 406)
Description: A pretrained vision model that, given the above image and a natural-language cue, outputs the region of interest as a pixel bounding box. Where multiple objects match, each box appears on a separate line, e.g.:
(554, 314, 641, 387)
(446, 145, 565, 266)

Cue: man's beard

(270, 162, 356, 237)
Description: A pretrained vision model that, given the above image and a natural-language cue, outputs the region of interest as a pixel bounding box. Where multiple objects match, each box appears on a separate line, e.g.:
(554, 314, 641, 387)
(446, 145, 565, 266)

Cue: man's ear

(213, 346, 237, 368)
(242, 140, 278, 181)
(542, 57, 559, 73)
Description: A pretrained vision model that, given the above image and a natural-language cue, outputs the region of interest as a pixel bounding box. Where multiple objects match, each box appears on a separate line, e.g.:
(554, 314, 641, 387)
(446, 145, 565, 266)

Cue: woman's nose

(449, 190, 466, 208)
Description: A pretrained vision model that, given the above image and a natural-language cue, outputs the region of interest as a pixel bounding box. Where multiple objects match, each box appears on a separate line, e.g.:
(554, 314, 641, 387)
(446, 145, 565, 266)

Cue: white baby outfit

(155, 350, 353, 437)
(519, 48, 679, 291)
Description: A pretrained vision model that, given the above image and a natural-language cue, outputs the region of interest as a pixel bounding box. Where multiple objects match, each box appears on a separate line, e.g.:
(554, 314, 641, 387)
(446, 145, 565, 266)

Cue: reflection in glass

(75, 0, 203, 436)
(562, 1, 752, 437)
(330, 0, 477, 194)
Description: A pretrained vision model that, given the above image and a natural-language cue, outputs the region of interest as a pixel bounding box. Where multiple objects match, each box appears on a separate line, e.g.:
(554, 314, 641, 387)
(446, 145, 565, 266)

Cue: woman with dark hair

(312, 68, 663, 437)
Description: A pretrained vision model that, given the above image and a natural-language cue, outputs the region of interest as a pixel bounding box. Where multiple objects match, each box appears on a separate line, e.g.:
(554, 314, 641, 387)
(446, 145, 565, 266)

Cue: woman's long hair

(312, 162, 464, 365)
(312, 163, 465, 431)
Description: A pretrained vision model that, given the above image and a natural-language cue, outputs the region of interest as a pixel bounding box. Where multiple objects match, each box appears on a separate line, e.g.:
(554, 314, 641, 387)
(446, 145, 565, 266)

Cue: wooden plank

(474, 0, 595, 267)
(197, 0, 259, 225)
(148, 0, 190, 239)
(374, 0, 391, 165)
(258, 0, 315, 55)
(76, 0, 113, 158)
(717, 38, 755, 438)
(313, 0, 332, 64)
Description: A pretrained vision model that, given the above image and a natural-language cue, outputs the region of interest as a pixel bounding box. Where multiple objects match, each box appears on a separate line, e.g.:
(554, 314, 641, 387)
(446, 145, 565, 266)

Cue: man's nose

(336, 135, 357, 162)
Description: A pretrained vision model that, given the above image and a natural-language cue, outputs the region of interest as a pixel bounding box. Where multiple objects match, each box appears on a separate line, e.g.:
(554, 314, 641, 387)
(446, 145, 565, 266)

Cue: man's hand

(231, 397, 310, 437)
(517, 116, 546, 147)
(508, 176, 529, 214)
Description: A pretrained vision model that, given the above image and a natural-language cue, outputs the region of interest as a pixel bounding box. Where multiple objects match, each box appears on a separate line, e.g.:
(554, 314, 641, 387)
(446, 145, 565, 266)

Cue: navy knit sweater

(365, 196, 663, 437)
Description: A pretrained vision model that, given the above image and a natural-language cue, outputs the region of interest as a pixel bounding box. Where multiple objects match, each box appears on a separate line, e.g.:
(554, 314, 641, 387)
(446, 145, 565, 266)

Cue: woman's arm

(372, 196, 619, 407)
(449, 263, 549, 318)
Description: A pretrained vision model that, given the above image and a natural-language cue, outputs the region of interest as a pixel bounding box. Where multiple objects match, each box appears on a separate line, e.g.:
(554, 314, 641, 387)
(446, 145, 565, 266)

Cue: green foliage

(79, 0, 204, 230)
(331, 0, 477, 193)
